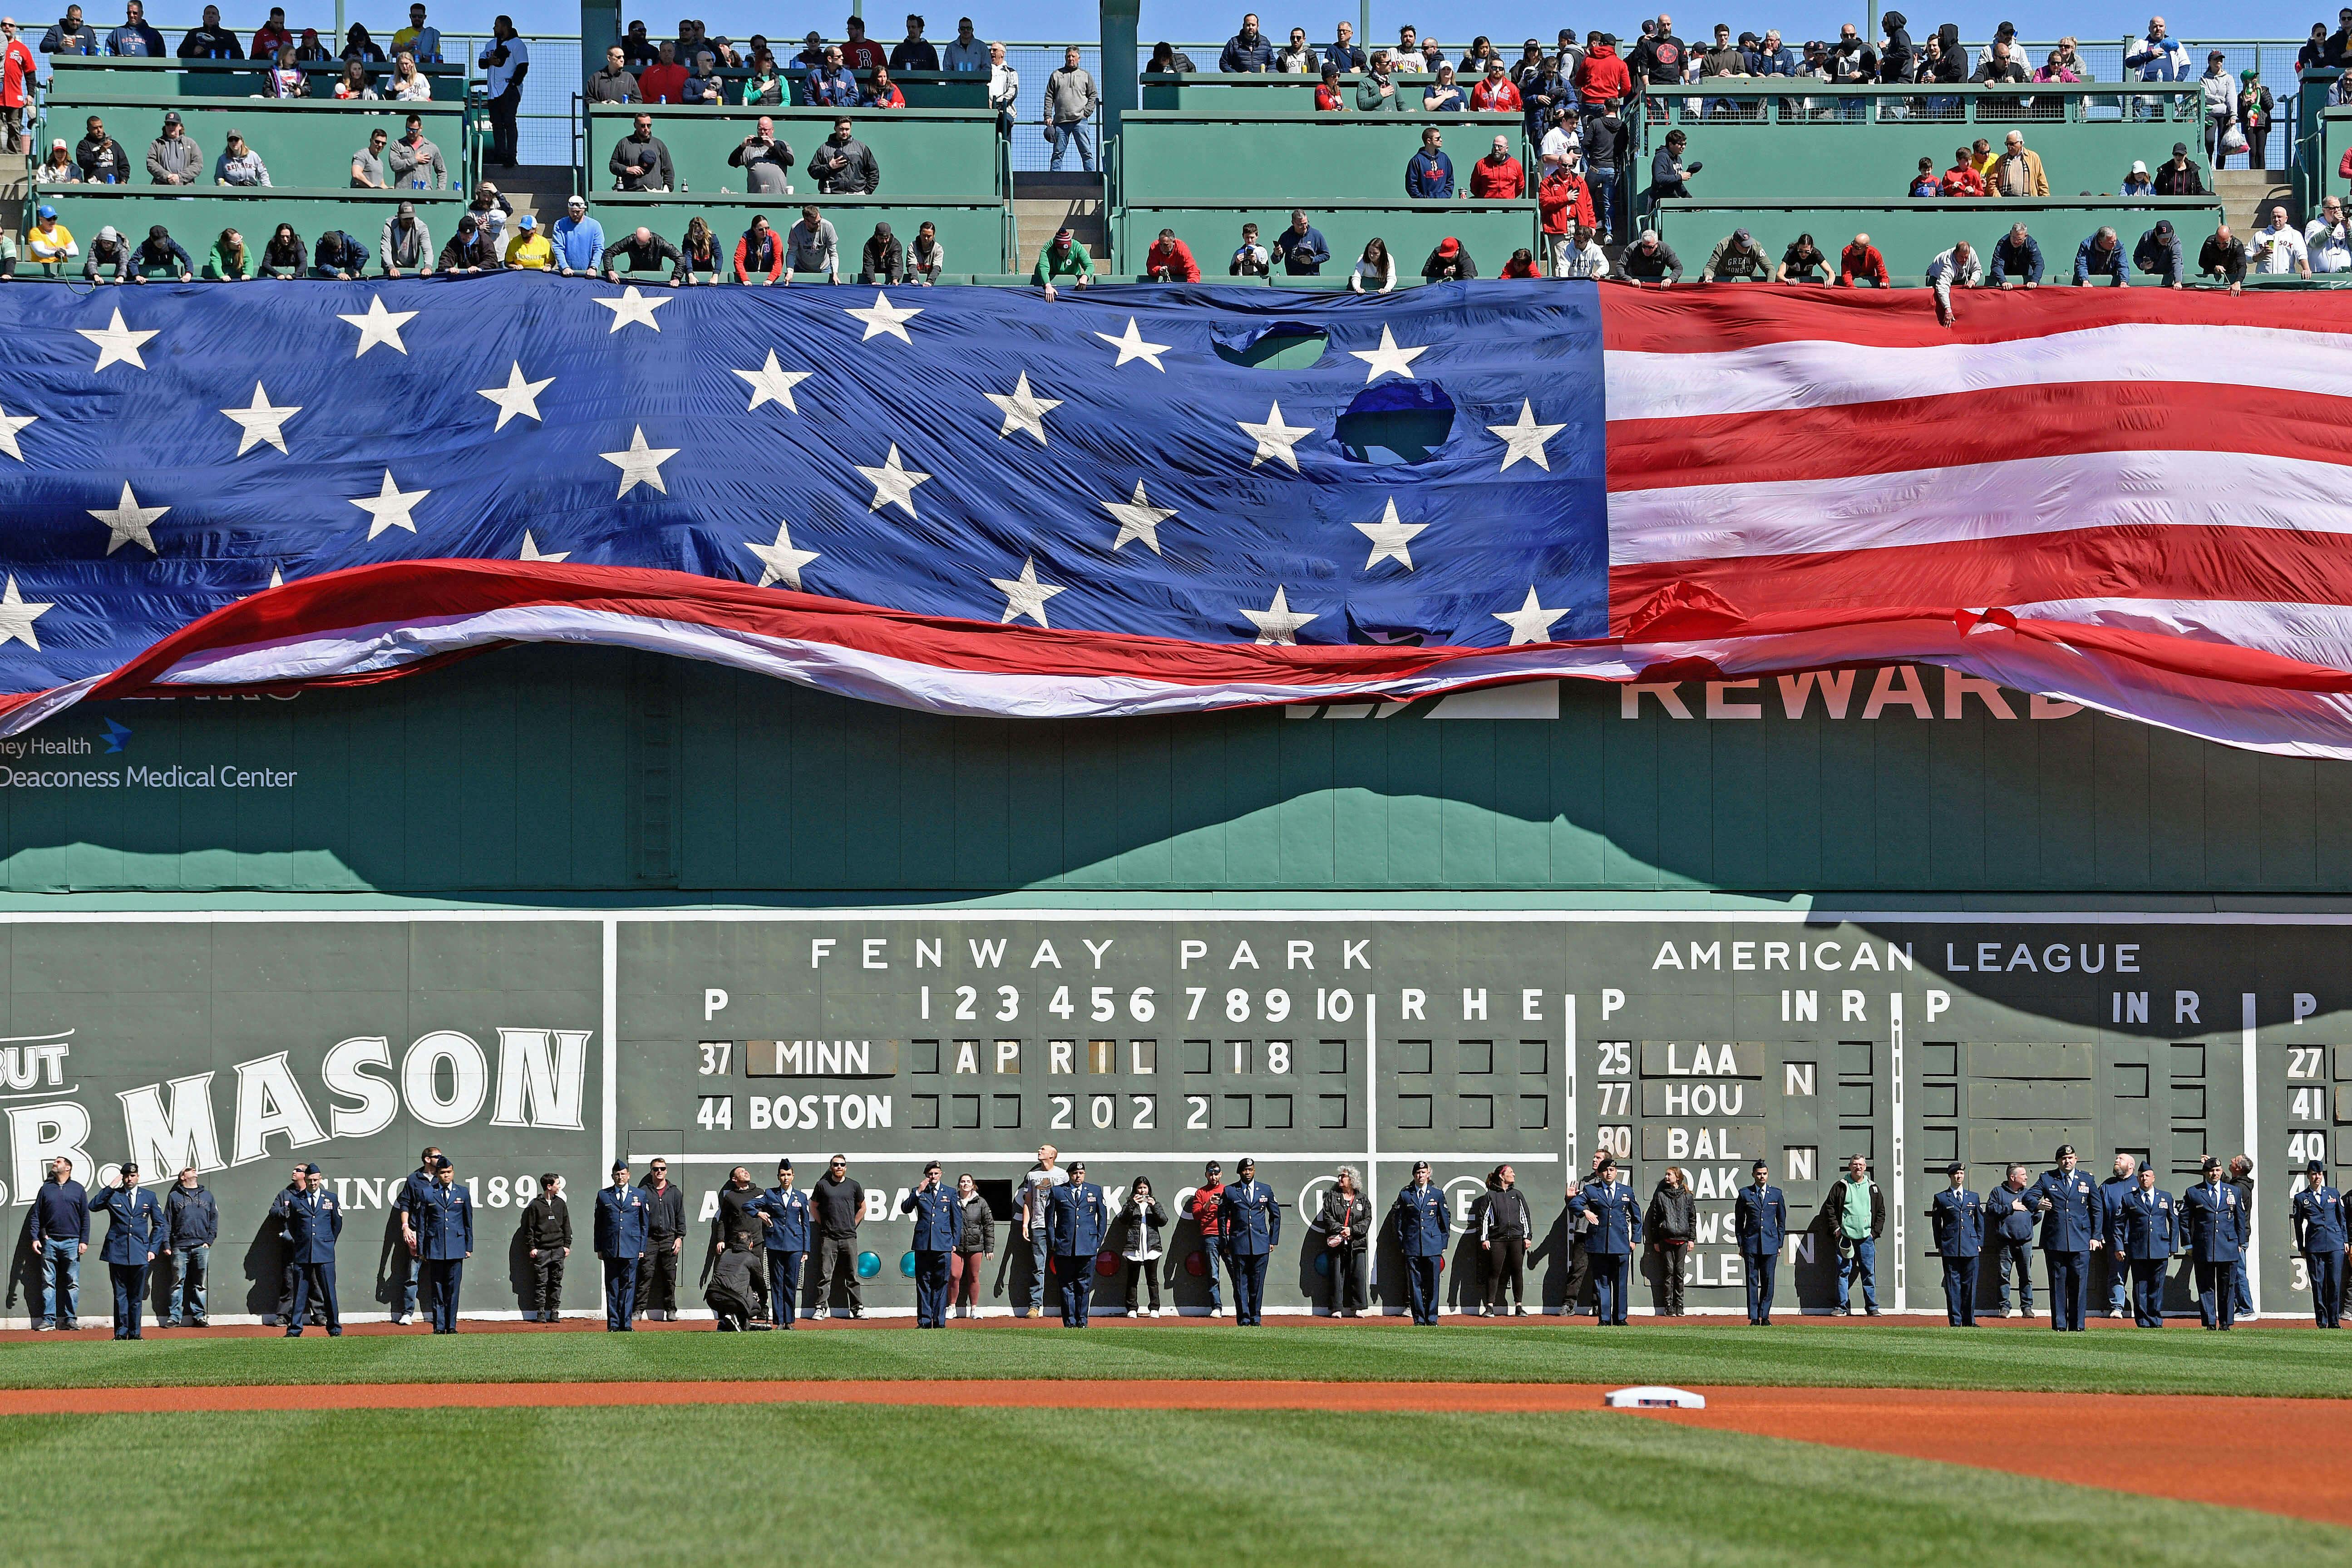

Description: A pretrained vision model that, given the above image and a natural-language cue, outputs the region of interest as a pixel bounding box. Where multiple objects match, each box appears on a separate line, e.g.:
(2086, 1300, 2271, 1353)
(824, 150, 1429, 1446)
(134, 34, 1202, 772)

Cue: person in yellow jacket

(1987, 129, 2049, 197)
(504, 212, 553, 270)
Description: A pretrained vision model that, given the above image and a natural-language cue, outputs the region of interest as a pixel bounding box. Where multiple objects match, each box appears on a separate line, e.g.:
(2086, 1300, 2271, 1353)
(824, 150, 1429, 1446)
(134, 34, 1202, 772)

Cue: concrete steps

(0, 151, 25, 242)
(2215, 167, 2292, 233)
(1011, 171, 1105, 274)
(482, 163, 580, 227)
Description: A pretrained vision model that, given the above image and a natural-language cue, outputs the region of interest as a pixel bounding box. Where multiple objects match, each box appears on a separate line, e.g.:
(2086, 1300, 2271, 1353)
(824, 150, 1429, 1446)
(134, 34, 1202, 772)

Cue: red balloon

(1095, 1252, 1120, 1277)
(1183, 1250, 1208, 1277)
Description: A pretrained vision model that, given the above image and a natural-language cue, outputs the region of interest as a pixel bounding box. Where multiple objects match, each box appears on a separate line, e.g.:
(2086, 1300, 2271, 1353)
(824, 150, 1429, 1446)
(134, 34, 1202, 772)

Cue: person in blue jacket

(2025, 1144, 2099, 1331)
(390, 1144, 442, 1326)
(1404, 126, 1454, 197)
(594, 1159, 650, 1331)
(2180, 1154, 2248, 1329)
(2096, 1154, 2140, 1318)
(1734, 1159, 1785, 1325)
(1987, 221, 2043, 287)
(412, 1154, 474, 1333)
(160, 1166, 219, 1328)
(2109, 1161, 2177, 1327)
(1983, 1164, 2039, 1316)
(1578, 1155, 1642, 1324)
(87, 1162, 165, 1340)
(1391, 1160, 1448, 1325)
(2074, 226, 2127, 285)
(753, 1159, 812, 1328)
(29, 1156, 89, 1331)
(283, 1164, 345, 1336)
(902, 1159, 961, 1328)
(1220, 1156, 1281, 1325)
(1045, 1159, 1108, 1327)
(2291, 1159, 2348, 1329)
(1927, 1161, 1983, 1326)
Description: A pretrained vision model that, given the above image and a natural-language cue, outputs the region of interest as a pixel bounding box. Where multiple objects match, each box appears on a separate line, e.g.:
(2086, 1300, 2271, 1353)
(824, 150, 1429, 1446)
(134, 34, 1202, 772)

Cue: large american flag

(0, 276, 2346, 756)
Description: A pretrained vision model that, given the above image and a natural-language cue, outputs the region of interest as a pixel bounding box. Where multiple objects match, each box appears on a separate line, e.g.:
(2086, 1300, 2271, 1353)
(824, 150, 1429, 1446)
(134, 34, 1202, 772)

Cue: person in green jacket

(1355, 49, 1404, 109)
(207, 226, 254, 279)
(1031, 226, 1093, 299)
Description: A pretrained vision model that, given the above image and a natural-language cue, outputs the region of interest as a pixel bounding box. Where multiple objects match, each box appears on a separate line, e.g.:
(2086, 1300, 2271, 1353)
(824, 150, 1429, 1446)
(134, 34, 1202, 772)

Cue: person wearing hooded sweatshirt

(380, 200, 432, 276)
(1876, 10, 1912, 82)
(1421, 236, 1477, 281)
(144, 110, 200, 184)
(858, 221, 902, 284)
(81, 222, 131, 281)
(133, 222, 192, 280)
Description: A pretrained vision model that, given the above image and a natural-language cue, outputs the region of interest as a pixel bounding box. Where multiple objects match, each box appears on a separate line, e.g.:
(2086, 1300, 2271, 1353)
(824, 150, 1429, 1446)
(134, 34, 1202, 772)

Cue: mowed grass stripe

(0, 1324, 2344, 1396)
(0, 1406, 2340, 1568)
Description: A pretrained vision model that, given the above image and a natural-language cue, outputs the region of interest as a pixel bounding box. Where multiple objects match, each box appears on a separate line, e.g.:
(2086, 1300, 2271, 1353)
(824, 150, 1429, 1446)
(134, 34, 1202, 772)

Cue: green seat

(1650, 195, 2228, 283)
(1113, 199, 1537, 278)
(35, 94, 468, 192)
(586, 104, 1005, 200)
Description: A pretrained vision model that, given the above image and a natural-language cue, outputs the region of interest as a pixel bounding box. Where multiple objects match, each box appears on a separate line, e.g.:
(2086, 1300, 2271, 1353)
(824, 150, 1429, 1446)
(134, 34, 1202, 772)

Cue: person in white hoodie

(2306, 194, 2352, 273)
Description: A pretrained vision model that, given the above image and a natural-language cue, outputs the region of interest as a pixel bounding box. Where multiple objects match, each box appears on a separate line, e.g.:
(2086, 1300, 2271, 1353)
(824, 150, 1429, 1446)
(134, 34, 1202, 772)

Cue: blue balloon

(1313, 1252, 1331, 1276)
(897, 1250, 918, 1278)
(856, 1249, 882, 1279)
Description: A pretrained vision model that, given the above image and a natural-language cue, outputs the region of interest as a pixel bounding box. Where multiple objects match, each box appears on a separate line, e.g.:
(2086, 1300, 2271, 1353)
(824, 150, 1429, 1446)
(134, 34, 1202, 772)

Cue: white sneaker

(1209, 1306, 1223, 1318)
(391, 1314, 411, 1326)
(1148, 1307, 1160, 1318)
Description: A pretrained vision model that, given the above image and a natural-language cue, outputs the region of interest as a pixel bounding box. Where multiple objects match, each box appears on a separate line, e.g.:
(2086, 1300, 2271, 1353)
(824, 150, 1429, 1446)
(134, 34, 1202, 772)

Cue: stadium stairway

(489, 163, 587, 231)
(1013, 171, 1106, 272)
(0, 149, 23, 247)
(2215, 166, 2295, 232)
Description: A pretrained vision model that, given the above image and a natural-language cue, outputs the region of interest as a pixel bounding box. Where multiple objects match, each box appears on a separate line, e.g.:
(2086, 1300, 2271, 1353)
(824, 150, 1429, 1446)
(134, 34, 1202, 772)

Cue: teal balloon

(857, 1249, 882, 1278)
(898, 1250, 918, 1278)
(1314, 1252, 1331, 1277)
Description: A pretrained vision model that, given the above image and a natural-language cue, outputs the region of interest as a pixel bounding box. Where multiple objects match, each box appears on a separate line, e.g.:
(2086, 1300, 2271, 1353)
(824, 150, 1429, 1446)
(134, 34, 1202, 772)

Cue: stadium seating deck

(33, 186, 467, 270)
(583, 104, 1007, 199)
(1650, 194, 2229, 281)
(593, 190, 1014, 274)
(34, 95, 469, 191)
(45, 53, 470, 102)
(1116, 111, 1535, 202)
(1110, 197, 1539, 279)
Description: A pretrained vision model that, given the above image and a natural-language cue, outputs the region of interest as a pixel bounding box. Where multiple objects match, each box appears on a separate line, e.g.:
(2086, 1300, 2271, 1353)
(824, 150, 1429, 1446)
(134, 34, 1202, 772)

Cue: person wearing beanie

(82, 221, 132, 281)
(1031, 225, 1092, 298)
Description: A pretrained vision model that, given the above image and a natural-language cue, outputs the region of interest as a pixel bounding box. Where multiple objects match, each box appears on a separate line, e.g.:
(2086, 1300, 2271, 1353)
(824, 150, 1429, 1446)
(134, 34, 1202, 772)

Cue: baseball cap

(518, 213, 536, 229)
(397, 199, 415, 216)
(2130, 159, 2148, 173)
(36, 203, 54, 219)
(2155, 219, 2174, 236)
(1437, 237, 1460, 255)
(2172, 141, 2189, 156)
(162, 109, 182, 125)
(48, 136, 63, 149)
(1733, 227, 1751, 243)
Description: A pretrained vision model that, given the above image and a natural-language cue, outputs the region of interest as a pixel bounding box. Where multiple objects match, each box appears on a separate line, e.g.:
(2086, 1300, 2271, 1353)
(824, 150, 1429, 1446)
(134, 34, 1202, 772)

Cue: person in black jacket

(1421, 236, 1478, 281)
(438, 212, 499, 271)
(2153, 140, 2206, 195)
(1114, 1175, 1167, 1317)
(521, 1173, 570, 1322)
(1822, 1154, 1888, 1316)
(160, 1166, 217, 1327)
(311, 229, 367, 278)
(75, 114, 131, 182)
(806, 117, 879, 194)
(705, 1231, 763, 1329)
(705, 1165, 769, 1321)
(636, 1158, 685, 1321)
(1645, 1166, 1696, 1315)
(602, 225, 677, 282)
(134, 222, 192, 281)
(1474, 1164, 1533, 1315)
(1309, 1166, 1371, 1318)
(807, 1153, 867, 1318)
(950, 1172, 993, 1320)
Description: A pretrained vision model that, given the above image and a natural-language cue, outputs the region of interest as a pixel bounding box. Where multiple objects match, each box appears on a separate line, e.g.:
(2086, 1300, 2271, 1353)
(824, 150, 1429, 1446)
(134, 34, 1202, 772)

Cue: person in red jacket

(734, 213, 784, 283)
(1189, 1160, 1228, 1318)
(1572, 35, 1631, 105)
(1468, 58, 1522, 110)
(1939, 145, 1984, 196)
(1837, 231, 1890, 287)
(1499, 247, 1541, 277)
(1143, 227, 1200, 281)
(1470, 134, 1525, 197)
(1538, 162, 1596, 273)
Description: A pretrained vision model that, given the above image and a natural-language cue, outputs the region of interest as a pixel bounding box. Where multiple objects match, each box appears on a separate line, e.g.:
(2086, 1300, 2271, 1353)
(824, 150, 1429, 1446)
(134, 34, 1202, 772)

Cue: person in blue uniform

(2109, 1161, 2176, 1327)
(412, 1154, 474, 1333)
(1734, 1159, 1786, 1325)
(87, 1162, 165, 1340)
(594, 1159, 650, 1331)
(1927, 1161, 1982, 1326)
(282, 1164, 344, 1336)
(2096, 1153, 2139, 1318)
(1392, 1160, 1448, 1324)
(2180, 1154, 2248, 1329)
(1045, 1159, 1108, 1327)
(1578, 1155, 1642, 1324)
(2291, 1159, 2347, 1330)
(754, 1159, 812, 1327)
(1220, 1156, 1281, 1326)
(2025, 1144, 2098, 1331)
(902, 1160, 961, 1327)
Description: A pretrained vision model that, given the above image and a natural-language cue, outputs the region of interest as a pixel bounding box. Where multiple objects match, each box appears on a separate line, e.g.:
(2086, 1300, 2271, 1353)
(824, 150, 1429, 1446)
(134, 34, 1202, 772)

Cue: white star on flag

(89, 481, 167, 556)
(744, 520, 821, 590)
(478, 362, 553, 429)
(1242, 586, 1316, 646)
(846, 290, 922, 343)
(220, 382, 301, 456)
(985, 372, 1063, 445)
(0, 576, 54, 651)
(601, 426, 679, 497)
(1488, 400, 1565, 472)
(1101, 479, 1177, 554)
(76, 308, 158, 372)
(734, 350, 812, 413)
(336, 295, 416, 357)
(1348, 324, 1428, 384)
(855, 443, 931, 517)
(350, 471, 430, 539)
(594, 285, 671, 333)
(1238, 401, 1314, 471)
(1094, 316, 1170, 371)
(1493, 586, 1568, 645)
(518, 531, 569, 562)
(269, 565, 285, 588)
(991, 556, 1066, 627)
(0, 404, 36, 463)
(1352, 498, 1426, 570)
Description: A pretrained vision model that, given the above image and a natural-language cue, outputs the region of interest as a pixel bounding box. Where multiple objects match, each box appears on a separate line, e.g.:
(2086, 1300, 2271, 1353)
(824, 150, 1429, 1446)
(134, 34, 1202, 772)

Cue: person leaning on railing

(2074, 226, 2127, 286)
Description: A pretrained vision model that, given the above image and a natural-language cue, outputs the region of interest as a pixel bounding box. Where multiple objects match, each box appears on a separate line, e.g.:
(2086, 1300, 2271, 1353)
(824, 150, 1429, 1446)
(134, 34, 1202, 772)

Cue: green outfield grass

(0, 1323, 2344, 1396)
(0, 1406, 2340, 1568)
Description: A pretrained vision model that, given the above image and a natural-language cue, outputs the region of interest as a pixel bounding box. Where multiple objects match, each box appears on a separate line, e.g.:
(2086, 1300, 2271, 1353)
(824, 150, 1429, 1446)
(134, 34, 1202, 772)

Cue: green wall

(594, 191, 1011, 273)
(1120, 112, 1533, 202)
(1652, 196, 2224, 278)
(37, 96, 468, 191)
(31, 188, 467, 260)
(1113, 200, 1538, 276)
(47, 54, 469, 101)
(586, 104, 1005, 199)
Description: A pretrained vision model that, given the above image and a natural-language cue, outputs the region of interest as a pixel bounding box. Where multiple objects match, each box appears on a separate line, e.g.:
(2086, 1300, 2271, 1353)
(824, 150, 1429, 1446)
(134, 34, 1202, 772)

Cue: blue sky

(455, 0, 2325, 46)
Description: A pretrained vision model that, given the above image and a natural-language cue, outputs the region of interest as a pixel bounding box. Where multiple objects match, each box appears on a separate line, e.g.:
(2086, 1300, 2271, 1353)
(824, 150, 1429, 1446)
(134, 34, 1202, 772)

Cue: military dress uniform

(1580, 1171, 1643, 1324)
(1046, 1176, 1109, 1326)
(1927, 1172, 1983, 1326)
(752, 1178, 812, 1328)
(1392, 1175, 1449, 1324)
(2180, 1164, 2249, 1329)
(2289, 1163, 2347, 1329)
(2024, 1152, 2099, 1331)
(412, 1174, 475, 1333)
(594, 1170, 651, 1331)
(2109, 1180, 2178, 1327)
(283, 1178, 345, 1336)
(1219, 1171, 1282, 1325)
(1734, 1171, 1787, 1324)
(902, 1178, 962, 1328)
(86, 1176, 166, 1340)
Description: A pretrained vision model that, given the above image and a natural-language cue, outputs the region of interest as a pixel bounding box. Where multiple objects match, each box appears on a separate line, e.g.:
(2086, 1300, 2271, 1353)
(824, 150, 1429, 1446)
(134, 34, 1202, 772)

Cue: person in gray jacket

(607, 111, 673, 191)
(805, 118, 878, 194)
(212, 128, 269, 185)
(388, 114, 447, 188)
(784, 205, 839, 283)
(1645, 1165, 1696, 1315)
(380, 200, 433, 275)
(1042, 44, 1097, 170)
(145, 109, 200, 183)
(727, 116, 792, 193)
